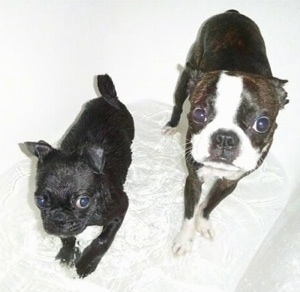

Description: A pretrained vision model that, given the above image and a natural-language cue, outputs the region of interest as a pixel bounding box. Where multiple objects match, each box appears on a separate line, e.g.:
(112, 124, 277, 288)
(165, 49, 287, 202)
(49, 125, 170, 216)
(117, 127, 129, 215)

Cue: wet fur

(25, 75, 134, 277)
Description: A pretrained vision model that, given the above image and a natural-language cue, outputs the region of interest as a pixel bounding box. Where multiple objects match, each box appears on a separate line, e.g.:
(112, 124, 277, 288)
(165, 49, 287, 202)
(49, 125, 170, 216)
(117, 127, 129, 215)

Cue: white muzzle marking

(191, 72, 260, 178)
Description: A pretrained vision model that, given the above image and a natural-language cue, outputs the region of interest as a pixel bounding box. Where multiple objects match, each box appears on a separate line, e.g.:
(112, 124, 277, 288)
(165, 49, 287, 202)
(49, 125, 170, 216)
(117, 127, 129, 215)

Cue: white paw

(196, 216, 215, 240)
(172, 219, 195, 256)
(161, 125, 177, 136)
(172, 234, 194, 256)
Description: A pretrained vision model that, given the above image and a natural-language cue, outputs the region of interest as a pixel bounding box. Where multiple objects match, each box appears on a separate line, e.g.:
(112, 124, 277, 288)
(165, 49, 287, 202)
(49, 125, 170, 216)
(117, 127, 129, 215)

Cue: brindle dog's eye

(75, 196, 90, 209)
(252, 116, 270, 133)
(193, 107, 207, 123)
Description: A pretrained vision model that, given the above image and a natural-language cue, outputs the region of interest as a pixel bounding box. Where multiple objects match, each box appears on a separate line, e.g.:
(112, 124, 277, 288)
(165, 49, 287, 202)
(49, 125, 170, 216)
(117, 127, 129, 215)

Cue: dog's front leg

(196, 178, 238, 238)
(173, 174, 202, 256)
(75, 216, 125, 278)
(56, 236, 81, 267)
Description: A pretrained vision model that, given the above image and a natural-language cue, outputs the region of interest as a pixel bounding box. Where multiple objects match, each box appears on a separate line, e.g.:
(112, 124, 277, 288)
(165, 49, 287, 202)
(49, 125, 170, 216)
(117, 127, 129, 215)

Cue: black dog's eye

(35, 196, 47, 209)
(252, 116, 270, 133)
(75, 196, 90, 209)
(193, 107, 207, 123)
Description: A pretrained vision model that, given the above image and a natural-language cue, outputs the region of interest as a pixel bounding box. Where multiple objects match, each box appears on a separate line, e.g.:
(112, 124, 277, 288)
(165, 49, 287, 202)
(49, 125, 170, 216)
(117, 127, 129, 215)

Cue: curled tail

(97, 74, 120, 109)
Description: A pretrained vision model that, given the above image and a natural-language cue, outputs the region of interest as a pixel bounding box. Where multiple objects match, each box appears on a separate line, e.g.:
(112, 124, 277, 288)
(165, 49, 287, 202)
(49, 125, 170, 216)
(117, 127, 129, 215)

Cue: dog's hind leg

(162, 36, 203, 136)
(172, 174, 202, 256)
(162, 66, 192, 135)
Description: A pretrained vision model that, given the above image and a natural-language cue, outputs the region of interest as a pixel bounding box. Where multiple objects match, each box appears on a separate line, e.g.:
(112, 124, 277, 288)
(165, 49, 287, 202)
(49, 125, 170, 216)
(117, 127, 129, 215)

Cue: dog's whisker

(167, 9, 287, 256)
(24, 74, 134, 278)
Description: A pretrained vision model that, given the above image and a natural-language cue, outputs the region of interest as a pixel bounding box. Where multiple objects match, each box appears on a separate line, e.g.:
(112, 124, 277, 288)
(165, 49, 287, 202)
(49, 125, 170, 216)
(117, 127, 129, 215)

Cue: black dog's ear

(97, 74, 120, 109)
(271, 78, 289, 109)
(24, 140, 54, 160)
(81, 145, 106, 174)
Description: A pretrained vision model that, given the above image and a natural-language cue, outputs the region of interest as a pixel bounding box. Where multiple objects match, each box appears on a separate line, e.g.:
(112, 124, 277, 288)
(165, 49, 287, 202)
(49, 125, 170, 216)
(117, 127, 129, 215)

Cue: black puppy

(25, 75, 134, 277)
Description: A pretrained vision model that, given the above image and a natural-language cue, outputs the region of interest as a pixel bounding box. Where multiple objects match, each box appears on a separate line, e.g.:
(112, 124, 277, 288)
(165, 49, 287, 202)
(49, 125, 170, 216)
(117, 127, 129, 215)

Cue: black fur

(25, 74, 134, 278)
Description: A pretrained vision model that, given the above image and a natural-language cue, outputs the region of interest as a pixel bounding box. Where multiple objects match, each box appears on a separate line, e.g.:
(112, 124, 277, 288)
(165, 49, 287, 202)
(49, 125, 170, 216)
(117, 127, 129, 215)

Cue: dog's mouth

(43, 220, 87, 237)
(202, 158, 241, 171)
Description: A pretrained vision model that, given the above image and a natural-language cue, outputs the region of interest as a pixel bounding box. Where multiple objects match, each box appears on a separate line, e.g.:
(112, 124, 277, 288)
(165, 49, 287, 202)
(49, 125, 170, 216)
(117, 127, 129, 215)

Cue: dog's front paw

(162, 125, 178, 136)
(56, 246, 81, 267)
(75, 255, 101, 278)
(75, 244, 102, 278)
(196, 216, 215, 240)
(172, 219, 195, 256)
(172, 235, 194, 256)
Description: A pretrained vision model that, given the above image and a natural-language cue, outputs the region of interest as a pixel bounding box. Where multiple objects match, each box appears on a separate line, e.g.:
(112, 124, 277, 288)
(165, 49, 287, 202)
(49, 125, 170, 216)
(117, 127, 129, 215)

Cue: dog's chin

(203, 159, 241, 172)
(43, 221, 87, 238)
(198, 158, 249, 180)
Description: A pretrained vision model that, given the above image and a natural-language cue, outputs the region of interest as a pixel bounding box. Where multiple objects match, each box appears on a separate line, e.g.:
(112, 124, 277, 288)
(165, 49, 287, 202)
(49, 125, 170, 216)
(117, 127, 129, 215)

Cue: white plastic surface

(0, 1, 299, 291)
(0, 101, 293, 291)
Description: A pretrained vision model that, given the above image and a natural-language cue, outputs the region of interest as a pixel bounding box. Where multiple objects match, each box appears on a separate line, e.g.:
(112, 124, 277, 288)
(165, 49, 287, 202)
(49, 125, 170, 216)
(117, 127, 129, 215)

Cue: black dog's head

(25, 140, 109, 237)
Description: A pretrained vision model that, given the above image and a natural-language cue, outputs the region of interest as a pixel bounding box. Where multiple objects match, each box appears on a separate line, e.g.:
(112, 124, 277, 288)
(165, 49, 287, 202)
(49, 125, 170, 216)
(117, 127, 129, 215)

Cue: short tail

(226, 9, 239, 14)
(97, 74, 120, 109)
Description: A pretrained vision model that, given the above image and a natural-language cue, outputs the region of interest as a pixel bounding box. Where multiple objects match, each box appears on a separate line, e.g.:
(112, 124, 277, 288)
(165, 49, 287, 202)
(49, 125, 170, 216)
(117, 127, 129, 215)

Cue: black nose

(52, 212, 67, 225)
(212, 130, 240, 149)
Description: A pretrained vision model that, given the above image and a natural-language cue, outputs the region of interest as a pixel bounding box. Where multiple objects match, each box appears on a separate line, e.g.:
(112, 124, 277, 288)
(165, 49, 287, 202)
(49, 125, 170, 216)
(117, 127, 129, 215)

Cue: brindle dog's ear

(271, 77, 289, 109)
(187, 68, 203, 96)
(81, 145, 106, 174)
(24, 140, 54, 161)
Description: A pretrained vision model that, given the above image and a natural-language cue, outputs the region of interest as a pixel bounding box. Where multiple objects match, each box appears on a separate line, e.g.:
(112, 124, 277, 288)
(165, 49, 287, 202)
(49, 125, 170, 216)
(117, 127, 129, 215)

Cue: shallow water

(0, 101, 289, 291)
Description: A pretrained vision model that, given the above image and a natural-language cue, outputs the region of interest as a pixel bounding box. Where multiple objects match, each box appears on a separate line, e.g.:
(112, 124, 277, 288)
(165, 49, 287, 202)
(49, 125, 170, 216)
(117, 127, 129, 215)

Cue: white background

(0, 2, 299, 290)
(0, 0, 299, 193)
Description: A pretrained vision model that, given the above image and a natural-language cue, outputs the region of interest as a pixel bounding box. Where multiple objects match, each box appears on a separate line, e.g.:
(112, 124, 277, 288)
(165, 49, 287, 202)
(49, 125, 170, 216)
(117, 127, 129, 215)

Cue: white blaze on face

(191, 72, 260, 174)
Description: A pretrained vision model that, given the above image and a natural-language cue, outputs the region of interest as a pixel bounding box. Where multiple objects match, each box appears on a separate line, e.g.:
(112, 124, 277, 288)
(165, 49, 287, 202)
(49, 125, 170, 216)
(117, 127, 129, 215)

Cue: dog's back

(24, 75, 134, 277)
(188, 10, 272, 77)
(60, 75, 134, 186)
